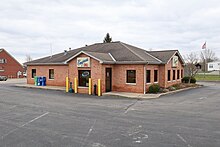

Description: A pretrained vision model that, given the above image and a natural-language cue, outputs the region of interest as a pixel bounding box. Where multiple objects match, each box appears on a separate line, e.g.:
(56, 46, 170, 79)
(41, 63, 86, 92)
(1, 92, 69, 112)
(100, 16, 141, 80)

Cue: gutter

(143, 64, 147, 94)
(25, 63, 68, 66)
(102, 61, 165, 65)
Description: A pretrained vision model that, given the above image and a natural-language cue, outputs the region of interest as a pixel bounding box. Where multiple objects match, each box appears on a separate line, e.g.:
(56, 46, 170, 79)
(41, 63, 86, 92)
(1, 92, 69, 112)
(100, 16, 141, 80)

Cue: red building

(26, 42, 185, 94)
(0, 49, 24, 78)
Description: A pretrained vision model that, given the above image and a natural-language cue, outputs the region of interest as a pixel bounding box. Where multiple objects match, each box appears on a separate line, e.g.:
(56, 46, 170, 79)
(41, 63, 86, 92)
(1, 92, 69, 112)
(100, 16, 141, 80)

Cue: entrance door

(105, 68, 112, 92)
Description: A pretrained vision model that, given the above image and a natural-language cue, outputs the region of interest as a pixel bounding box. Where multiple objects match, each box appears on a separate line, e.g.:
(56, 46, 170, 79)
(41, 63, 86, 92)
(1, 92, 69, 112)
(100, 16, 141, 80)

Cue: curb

(104, 85, 203, 99)
(14, 85, 65, 91)
(158, 85, 203, 97)
(197, 80, 220, 83)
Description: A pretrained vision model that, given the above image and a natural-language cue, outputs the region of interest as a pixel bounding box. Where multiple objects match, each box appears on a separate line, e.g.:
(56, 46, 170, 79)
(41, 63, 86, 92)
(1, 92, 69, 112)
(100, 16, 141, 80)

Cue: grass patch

(195, 74, 220, 81)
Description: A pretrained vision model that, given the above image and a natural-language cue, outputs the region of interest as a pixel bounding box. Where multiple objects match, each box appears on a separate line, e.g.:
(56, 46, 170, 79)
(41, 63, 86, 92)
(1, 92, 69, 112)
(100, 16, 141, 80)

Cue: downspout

(143, 64, 147, 94)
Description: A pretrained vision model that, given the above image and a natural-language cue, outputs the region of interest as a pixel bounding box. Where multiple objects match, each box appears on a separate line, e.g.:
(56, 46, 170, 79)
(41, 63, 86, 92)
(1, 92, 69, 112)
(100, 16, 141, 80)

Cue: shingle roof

(26, 42, 183, 65)
(149, 50, 177, 63)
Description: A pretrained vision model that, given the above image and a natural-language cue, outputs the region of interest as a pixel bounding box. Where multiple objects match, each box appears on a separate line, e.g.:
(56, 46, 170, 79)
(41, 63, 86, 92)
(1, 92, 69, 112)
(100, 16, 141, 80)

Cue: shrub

(168, 86, 176, 91)
(172, 84, 181, 89)
(149, 84, 160, 93)
(190, 77, 196, 83)
(182, 76, 196, 83)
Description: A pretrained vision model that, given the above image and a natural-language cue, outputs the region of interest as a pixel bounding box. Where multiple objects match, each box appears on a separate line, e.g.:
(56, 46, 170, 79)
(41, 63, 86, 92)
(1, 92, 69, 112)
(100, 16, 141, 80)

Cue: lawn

(195, 74, 220, 81)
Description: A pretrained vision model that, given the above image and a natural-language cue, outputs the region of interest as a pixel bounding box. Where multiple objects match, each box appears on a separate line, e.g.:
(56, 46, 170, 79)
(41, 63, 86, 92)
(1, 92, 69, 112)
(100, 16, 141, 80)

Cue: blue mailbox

(42, 77, 46, 86)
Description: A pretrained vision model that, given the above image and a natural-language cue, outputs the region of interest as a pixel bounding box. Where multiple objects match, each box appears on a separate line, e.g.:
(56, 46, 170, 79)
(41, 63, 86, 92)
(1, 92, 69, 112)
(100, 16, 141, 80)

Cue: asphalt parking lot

(0, 79, 220, 147)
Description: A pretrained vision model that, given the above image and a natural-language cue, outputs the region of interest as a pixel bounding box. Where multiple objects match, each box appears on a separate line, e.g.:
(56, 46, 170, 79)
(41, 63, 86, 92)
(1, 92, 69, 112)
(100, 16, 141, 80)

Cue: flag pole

(201, 42, 206, 79)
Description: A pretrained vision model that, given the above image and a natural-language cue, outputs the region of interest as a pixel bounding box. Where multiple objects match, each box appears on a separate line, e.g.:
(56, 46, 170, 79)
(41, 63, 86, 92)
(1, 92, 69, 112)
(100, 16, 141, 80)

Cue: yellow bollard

(98, 79, 102, 96)
(89, 78, 92, 95)
(66, 77, 69, 93)
(74, 78, 78, 93)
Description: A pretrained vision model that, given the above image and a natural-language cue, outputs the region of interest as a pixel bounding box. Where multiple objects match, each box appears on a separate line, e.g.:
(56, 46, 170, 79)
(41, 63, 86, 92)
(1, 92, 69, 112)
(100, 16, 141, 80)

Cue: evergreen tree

(103, 33, 112, 43)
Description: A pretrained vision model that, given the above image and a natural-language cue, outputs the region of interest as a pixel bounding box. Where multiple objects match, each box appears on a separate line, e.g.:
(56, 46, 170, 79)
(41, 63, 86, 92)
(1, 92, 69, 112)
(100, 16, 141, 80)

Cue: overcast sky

(0, 0, 220, 63)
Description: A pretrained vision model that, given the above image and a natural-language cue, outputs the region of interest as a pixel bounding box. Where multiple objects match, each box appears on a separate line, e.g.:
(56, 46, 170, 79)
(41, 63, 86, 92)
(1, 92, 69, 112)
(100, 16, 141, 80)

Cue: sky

(0, 0, 220, 64)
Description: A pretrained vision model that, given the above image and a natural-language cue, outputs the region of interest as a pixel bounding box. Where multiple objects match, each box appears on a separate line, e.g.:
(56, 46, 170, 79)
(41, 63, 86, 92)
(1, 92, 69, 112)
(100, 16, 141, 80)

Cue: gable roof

(25, 42, 184, 65)
(0, 48, 23, 67)
(149, 50, 185, 64)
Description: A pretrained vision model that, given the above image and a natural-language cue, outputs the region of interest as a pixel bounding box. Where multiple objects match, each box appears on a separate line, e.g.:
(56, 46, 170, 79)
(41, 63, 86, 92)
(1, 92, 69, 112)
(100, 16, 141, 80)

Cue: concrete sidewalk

(14, 83, 201, 99)
(15, 83, 65, 91)
(15, 83, 160, 99)
(103, 92, 160, 99)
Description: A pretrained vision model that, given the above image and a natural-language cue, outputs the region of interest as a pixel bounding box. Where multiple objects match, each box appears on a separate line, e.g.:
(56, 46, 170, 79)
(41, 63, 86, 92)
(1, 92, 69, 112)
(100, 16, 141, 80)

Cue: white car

(23, 72, 27, 77)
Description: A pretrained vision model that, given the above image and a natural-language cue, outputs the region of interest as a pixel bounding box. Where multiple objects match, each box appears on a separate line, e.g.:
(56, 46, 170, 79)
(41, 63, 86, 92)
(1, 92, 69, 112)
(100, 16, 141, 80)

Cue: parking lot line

(1, 112, 49, 139)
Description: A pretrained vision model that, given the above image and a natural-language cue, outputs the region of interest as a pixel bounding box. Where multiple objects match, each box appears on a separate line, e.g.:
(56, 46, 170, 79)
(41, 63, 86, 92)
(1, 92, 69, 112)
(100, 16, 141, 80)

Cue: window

(32, 69, 36, 78)
(0, 59, 7, 63)
(154, 70, 158, 82)
(127, 70, 136, 83)
(146, 70, 151, 83)
(49, 69, 54, 79)
(0, 67, 4, 72)
(209, 64, 213, 68)
(78, 70, 91, 87)
(177, 70, 180, 79)
(181, 69, 183, 78)
(173, 70, 176, 80)
(167, 70, 171, 81)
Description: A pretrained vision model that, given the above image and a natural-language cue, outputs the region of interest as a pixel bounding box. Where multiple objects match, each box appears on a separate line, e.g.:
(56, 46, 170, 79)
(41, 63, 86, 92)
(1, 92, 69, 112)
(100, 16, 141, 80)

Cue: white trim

(125, 70, 136, 85)
(153, 69, 159, 83)
(167, 51, 177, 64)
(64, 51, 103, 64)
(167, 51, 185, 65)
(146, 69, 151, 84)
(78, 86, 89, 89)
(108, 53, 116, 62)
(126, 83, 136, 85)
(172, 69, 176, 81)
(144, 51, 162, 62)
(0, 49, 23, 67)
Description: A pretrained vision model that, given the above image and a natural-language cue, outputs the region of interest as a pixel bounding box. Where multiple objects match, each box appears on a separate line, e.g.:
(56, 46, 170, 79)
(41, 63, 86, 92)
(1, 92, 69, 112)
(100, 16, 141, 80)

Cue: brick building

(0, 49, 24, 78)
(26, 42, 185, 94)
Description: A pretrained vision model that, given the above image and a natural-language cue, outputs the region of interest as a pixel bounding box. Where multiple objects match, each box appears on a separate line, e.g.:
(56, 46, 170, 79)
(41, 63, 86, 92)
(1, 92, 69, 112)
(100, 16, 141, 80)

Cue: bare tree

(25, 55, 32, 62)
(184, 52, 199, 83)
(200, 49, 218, 62)
(200, 49, 219, 71)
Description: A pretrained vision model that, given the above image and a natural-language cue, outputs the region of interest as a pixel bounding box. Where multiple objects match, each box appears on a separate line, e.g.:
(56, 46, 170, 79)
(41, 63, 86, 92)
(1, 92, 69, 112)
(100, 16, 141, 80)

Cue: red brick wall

(26, 53, 184, 94)
(113, 64, 144, 93)
(0, 49, 24, 78)
(145, 65, 159, 92)
(68, 54, 102, 94)
(164, 56, 184, 88)
(27, 65, 68, 86)
(101, 64, 114, 93)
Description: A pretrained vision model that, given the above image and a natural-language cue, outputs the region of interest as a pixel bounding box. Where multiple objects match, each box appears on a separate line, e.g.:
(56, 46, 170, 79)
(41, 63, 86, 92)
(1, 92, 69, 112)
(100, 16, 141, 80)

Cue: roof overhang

(102, 61, 165, 65)
(64, 51, 104, 64)
(25, 63, 68, 66)
(167, 51, 185, 65)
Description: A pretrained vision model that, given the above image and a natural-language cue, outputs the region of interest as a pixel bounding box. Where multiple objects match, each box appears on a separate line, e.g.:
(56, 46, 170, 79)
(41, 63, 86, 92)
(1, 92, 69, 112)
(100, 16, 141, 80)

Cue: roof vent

(69, 47, 71, 51)
(64, 50, 67, 55)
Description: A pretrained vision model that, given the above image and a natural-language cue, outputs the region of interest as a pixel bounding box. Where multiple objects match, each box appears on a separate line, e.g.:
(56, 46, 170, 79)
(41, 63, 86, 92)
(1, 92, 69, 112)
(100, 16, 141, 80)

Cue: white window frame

(126, 70, 136, 85)
(49, 69, 54, 80)
(146, 69, 151, 84)
(153, 69, 159, 83)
